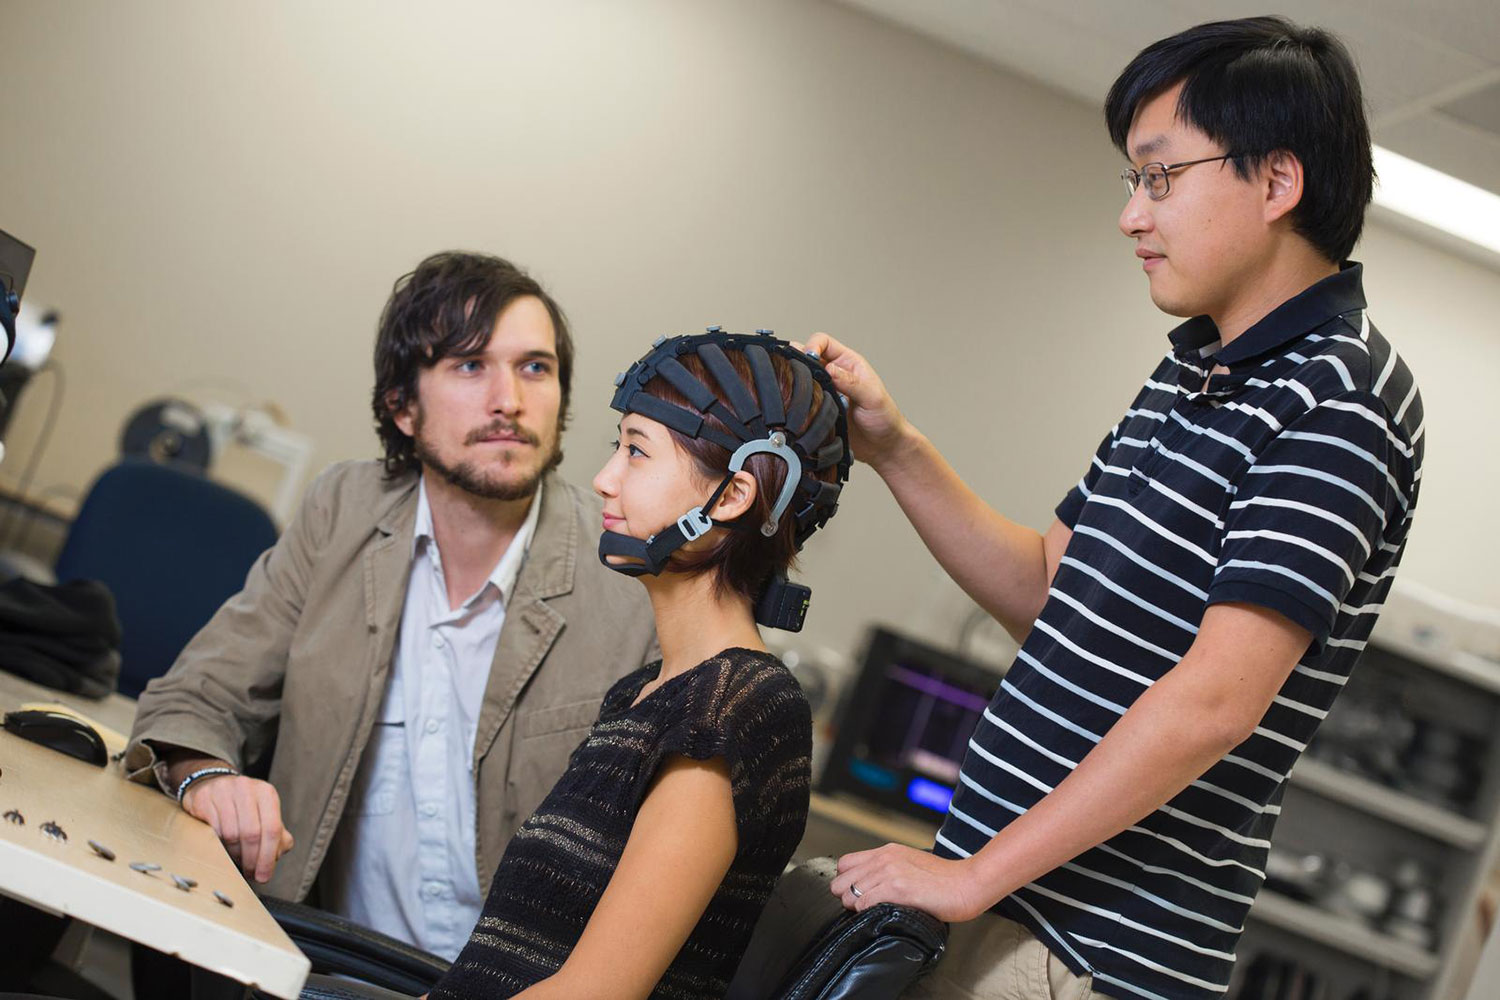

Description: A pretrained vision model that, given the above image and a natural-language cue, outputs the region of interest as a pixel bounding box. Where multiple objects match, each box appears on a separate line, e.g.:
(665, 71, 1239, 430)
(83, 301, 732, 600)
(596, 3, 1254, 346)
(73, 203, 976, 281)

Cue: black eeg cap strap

(815, 439, 845, 471)
(795, 392, 840, 459)
(627, 394, 741, 453)
(655, 356, 720, 414)
(655, 354, 757, 443)
(698, 343, 766, 438)
(597, 522, 698, 576)
(786, 361, 814, 433)
(745, 344, 785, 428)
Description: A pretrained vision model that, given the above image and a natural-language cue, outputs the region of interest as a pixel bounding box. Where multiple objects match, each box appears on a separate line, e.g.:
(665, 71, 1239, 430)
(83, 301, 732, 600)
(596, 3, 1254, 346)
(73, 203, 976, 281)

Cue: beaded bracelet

(176, 765, 240, 804)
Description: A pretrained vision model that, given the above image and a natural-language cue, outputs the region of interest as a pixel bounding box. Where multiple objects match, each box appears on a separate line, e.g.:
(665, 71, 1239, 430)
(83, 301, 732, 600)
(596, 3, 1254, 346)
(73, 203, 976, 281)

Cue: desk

(0, 668, 137, 738)
(0, 674, 309, 999)
(808, 792, 940, 850)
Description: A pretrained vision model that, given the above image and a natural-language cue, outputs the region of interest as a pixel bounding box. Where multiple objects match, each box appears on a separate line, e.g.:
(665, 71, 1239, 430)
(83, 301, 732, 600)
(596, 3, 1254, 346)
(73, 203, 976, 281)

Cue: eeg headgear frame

(600, 327, 852, 630)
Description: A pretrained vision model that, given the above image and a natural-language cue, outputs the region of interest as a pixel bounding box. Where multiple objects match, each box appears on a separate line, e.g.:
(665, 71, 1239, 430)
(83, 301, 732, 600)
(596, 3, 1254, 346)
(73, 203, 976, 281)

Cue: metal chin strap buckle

(676, 507, 713, 542)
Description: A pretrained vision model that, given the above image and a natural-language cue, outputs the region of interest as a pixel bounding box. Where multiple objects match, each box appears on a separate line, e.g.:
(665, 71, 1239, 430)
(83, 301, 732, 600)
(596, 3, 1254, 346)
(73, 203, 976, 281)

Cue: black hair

(1105, 16, 1373, 263)
(371, 251, 573, 477)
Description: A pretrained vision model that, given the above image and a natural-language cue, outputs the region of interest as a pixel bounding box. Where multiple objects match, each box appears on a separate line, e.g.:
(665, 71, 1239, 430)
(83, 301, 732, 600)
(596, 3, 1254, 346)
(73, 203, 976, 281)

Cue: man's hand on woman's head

(796, 333, 914, 472)
(830, 842, 988, 924)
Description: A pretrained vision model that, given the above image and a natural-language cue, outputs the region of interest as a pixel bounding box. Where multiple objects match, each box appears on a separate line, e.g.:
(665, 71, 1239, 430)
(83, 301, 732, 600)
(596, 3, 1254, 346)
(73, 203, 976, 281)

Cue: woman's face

(593, 412, 718, 567)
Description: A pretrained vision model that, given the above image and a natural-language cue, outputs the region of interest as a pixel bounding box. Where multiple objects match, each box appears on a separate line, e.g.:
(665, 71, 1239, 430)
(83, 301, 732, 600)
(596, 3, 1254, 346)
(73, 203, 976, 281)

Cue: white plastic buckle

(676, 507, 713, 542)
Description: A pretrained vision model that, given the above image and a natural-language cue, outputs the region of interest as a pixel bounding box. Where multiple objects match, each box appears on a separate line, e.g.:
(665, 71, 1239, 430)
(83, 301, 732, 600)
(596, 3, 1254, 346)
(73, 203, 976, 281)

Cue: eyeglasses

(1121, 154, 1237, 201)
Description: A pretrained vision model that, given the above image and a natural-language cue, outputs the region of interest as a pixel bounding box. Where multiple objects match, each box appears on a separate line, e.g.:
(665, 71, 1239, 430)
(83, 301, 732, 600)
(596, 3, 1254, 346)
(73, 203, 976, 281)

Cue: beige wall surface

(1, 0, 1496, 661)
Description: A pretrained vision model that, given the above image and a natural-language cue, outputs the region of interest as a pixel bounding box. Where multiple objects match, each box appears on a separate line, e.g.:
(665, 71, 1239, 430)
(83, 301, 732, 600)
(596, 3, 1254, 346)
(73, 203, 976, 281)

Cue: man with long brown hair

(126, 252, 655, 959)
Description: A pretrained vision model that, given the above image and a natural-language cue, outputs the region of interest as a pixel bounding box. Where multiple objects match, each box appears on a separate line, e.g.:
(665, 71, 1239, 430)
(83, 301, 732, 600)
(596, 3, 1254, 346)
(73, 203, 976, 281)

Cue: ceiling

(833, 0, 1500, 198)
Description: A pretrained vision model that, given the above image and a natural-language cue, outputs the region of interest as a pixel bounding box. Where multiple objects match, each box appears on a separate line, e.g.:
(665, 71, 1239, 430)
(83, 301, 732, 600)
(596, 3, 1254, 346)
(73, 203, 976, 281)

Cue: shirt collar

(413, 475, 544, 607)
(1166, 260, 1367, 370)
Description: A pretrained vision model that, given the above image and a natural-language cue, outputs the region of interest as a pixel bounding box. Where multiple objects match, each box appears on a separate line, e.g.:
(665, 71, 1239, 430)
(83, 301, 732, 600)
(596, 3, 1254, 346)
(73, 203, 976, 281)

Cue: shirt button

(421, 803, 439, 818)
(432, 634, 445, 649)
(425, 719, 440, 734)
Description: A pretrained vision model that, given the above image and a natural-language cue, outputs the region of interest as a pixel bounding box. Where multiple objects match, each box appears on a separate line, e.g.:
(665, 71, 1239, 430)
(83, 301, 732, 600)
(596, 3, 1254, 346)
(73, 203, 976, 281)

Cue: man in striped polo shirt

(811, 16, 1423, 1000)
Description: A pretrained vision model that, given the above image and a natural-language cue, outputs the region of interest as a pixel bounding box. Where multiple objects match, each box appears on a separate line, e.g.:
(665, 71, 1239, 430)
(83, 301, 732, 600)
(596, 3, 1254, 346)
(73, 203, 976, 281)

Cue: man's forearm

(963, 660, 1249, 908)
(875, 427, 1051, 640)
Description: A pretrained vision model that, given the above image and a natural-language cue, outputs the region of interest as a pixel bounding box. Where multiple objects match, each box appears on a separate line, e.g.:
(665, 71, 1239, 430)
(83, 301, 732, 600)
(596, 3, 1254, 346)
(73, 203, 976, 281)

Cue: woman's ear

(710, 470, 760, 523)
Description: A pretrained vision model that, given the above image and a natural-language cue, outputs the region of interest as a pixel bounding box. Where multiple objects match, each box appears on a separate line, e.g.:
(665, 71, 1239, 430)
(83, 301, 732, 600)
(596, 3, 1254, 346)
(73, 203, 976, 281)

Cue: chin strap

(597, 431, 803, 576)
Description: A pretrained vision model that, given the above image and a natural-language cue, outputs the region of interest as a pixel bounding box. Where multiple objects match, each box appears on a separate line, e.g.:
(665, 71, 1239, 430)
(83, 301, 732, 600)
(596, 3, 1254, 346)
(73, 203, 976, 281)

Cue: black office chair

(260, 897, 450, 996)
(727, 856, 947, 999)
(256, 857, 946, 999)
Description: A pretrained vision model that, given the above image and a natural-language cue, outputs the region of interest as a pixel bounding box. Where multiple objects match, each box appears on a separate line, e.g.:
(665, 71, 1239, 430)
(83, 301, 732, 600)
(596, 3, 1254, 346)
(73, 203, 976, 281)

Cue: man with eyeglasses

(809, 16, 1422, 1000)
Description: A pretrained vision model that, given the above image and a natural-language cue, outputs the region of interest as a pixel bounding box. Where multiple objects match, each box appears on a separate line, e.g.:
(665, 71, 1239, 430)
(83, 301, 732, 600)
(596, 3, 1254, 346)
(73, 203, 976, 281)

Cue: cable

(0, 360, 65, 548)
(7, 482, 81, 551)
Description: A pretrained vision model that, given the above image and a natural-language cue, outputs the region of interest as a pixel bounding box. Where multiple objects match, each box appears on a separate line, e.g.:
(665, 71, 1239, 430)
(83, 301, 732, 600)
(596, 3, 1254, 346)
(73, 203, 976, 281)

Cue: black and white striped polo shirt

(933, 263, 1423, 1000)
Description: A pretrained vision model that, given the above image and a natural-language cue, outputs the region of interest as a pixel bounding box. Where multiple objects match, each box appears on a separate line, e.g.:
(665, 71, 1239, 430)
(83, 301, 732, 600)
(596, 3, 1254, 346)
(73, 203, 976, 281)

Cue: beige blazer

(125, 460, 657, 902)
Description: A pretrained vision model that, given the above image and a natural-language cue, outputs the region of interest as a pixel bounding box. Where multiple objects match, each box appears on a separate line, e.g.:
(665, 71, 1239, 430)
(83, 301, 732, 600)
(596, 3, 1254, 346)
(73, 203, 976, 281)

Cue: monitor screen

(0, 228, 35, 303)
(819, 626, 1006, 823)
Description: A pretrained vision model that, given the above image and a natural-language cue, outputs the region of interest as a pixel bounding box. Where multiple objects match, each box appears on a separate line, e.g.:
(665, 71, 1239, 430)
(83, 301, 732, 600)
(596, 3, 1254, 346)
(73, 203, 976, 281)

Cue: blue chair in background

(53, 459, 279, 698)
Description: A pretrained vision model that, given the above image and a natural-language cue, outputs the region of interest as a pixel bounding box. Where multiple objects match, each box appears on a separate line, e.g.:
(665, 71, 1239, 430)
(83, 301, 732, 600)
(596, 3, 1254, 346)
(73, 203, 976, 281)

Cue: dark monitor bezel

(818, 625, 1006, 824)
(0, 228, 36, 302)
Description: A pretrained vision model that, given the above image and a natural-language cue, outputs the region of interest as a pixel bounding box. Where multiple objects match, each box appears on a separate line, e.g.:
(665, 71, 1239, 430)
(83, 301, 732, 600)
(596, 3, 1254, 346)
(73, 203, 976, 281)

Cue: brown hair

(372, 251, 573, 477)
(641, 349, 841, 601)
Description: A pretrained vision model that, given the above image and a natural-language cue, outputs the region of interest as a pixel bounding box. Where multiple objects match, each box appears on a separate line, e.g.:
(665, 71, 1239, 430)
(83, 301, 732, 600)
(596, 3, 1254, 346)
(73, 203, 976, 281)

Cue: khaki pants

(904, 913, 1103, 1000)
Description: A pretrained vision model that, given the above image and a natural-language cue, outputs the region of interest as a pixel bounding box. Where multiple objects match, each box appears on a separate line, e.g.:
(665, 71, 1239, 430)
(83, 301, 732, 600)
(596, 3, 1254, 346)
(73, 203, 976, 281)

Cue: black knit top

(429, 647, 812, 1000)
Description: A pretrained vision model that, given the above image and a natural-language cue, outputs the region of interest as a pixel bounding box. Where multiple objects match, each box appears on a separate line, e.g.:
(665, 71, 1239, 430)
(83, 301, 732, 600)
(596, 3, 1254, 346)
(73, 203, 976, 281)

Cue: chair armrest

(249, 971, 417, 1000)
(261, 897, 449, 996)
(727, 857, 947, 1000)
(294, 973, 419, 1000)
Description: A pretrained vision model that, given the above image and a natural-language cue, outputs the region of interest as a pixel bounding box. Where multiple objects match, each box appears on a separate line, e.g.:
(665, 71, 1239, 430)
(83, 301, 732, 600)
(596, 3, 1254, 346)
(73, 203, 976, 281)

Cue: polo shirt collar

(1166, 261, 1367, 371)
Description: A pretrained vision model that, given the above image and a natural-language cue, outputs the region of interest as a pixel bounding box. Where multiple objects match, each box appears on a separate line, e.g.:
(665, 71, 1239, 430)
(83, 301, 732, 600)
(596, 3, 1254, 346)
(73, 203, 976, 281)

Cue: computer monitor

(0, 227, 35, 305)
(819, 626, 1006, 823)
(0, 227, 36, 366)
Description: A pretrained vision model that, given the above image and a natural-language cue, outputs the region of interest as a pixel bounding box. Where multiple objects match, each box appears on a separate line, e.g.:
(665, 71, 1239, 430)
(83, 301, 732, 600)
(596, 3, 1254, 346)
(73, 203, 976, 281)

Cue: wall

(1, 0, 1495, 662)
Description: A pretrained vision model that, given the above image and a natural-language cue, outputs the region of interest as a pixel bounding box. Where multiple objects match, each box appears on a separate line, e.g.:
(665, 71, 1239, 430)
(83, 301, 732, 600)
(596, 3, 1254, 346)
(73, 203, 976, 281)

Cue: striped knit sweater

(430, 647, 812, 999)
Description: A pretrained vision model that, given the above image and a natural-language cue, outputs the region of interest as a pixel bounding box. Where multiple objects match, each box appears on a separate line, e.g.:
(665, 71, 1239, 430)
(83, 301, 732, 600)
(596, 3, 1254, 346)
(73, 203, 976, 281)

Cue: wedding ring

(850, 884, 863, 899)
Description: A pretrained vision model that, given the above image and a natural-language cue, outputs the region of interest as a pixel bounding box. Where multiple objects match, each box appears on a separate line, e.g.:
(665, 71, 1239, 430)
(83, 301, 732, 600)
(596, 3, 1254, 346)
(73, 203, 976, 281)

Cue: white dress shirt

(319, 477, 541, 960)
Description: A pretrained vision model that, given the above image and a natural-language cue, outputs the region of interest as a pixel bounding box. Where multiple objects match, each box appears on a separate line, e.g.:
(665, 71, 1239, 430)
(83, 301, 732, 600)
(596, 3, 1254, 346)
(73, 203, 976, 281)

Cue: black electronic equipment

(755, 574, 812, 633)
(819, 626, 1006, 823)
(0, 227, 35, 367)
(120, 397, 214, 471)
(3, 709, 109, 767)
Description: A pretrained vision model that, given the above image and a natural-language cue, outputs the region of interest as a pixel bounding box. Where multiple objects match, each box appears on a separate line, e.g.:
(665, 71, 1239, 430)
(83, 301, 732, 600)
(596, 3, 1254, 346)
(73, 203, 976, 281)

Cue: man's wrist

(961, 844, 1017, 918)
(163, 748, 235, 792)
(176, 765, 240, 803)
(869, 422, 927, 481)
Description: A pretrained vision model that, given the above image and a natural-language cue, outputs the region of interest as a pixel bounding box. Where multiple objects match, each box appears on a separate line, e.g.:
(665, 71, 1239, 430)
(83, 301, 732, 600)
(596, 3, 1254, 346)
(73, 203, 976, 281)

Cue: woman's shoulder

(700, 647, 796, 694)
(683, 648, 808, 731)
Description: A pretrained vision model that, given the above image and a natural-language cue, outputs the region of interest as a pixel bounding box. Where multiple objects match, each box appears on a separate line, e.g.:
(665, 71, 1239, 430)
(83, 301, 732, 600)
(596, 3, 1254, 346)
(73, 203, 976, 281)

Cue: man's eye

(456, 359, 482, 373)
(523, 361, 552, 376)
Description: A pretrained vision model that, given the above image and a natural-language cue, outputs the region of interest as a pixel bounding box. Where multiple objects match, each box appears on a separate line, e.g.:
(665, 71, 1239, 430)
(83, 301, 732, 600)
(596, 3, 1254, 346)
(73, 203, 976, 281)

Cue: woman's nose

(593, 451, 621, 498)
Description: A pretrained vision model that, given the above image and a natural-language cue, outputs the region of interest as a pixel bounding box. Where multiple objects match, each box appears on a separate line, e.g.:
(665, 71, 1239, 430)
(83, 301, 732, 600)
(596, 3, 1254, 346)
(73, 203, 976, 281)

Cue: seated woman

(429, 330, 851, 1000)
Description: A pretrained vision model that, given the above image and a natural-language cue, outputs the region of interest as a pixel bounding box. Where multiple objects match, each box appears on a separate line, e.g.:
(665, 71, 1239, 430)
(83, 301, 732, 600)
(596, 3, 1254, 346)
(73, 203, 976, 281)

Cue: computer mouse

(2, 709, 108, 767)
